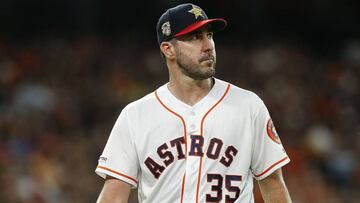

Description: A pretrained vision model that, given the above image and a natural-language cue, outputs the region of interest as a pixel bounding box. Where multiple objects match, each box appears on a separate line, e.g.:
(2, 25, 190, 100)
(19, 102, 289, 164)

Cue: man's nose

(202, 35, 214, 52)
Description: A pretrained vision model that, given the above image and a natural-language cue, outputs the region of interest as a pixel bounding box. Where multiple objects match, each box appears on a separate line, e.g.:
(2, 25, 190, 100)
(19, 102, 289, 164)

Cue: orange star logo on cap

(188, 5, 204, 19)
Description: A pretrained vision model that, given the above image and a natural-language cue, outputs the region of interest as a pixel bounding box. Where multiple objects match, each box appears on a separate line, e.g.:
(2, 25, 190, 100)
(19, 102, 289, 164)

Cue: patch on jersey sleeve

(266, 119, 282, 144)
(99, 156, 108, 163)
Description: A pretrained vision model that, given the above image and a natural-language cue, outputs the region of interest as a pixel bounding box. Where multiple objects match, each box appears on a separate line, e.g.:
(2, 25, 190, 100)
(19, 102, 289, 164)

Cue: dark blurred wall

(1, 0, 359, 44)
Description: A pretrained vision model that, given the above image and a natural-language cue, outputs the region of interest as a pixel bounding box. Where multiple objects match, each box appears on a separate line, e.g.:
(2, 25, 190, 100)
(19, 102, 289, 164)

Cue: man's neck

(167, 76, 214, 106)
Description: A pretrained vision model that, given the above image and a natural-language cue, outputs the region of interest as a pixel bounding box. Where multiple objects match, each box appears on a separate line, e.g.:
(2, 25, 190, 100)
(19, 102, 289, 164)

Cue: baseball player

(96, 3, 292, 203)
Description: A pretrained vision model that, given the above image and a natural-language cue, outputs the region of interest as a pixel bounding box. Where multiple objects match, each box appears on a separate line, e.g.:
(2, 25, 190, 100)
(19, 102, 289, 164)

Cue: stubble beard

(176, 49, 216, 80)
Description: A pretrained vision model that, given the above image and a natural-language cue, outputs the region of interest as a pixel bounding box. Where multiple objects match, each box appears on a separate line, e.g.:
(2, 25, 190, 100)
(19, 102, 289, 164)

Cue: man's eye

(189, 34, 199, 40)
(207, 33, 213, 39)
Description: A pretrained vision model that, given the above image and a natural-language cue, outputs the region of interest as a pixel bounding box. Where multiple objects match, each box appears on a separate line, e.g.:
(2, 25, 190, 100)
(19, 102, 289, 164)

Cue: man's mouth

(199, 55, 214, 63)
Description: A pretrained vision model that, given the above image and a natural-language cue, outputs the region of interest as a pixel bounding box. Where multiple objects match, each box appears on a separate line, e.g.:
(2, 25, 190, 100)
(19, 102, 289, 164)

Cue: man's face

(173, 26, 216, 80)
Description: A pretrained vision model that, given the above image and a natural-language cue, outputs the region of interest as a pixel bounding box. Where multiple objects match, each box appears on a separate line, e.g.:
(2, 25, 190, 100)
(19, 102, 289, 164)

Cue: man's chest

(132, 108, 255, 179)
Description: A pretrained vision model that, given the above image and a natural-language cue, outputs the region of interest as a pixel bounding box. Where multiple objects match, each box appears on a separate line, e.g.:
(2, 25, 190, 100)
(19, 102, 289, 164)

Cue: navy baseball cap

(156, 3, 227, 45)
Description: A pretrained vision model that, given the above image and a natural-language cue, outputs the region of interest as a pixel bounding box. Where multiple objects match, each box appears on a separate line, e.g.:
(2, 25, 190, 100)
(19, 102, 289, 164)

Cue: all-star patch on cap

(156, 3, 227, 45)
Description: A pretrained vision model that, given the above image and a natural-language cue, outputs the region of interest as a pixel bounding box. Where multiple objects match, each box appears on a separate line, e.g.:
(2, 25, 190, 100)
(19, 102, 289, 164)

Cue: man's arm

(96, 176, 132, 203)
(257, 168, 292, 203)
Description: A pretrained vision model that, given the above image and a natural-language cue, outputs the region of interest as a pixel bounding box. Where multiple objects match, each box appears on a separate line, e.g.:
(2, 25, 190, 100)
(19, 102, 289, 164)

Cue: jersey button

(190, 111, 196, 116)
(190, 124, 196, 130)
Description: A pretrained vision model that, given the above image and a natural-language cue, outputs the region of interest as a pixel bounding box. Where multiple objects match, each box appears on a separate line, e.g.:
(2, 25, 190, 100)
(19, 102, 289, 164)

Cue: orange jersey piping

(253, 156, 289, 178)
(196, 83, 231, 203)
(155, 90, 188, 203)
(97, 166, 138, 185)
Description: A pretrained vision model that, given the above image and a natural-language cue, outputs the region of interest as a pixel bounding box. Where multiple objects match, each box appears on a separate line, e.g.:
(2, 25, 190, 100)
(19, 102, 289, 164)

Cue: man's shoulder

(217, 78, 263, 104)
(124, 91, 157, 112)
(122, 83, 168, 114)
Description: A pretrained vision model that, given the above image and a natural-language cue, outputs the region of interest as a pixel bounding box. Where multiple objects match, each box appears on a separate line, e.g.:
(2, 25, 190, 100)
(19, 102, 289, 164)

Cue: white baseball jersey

(95, 78, 290, 203)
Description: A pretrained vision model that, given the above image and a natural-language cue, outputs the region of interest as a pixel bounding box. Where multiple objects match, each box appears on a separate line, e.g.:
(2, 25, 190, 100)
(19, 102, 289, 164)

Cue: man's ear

(160, 41, 176, 59)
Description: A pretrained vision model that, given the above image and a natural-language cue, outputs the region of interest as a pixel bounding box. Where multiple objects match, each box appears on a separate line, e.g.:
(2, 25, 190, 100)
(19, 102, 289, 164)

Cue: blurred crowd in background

(1, 0, 360, 203)
(0, 35, 359, 203)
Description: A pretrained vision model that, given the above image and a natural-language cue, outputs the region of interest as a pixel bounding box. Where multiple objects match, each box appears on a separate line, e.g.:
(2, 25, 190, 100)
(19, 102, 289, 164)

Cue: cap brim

(174, 18, 227, 37)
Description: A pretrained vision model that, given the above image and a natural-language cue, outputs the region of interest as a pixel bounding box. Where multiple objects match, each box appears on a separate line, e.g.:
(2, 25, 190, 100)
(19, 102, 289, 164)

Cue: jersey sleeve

(95, 108, 139, 188)
(251, 100, 290, 180)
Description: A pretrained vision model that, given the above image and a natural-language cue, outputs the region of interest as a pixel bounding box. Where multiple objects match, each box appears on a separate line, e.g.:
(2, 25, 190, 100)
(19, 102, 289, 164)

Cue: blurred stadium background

(0, 0, 360, 202)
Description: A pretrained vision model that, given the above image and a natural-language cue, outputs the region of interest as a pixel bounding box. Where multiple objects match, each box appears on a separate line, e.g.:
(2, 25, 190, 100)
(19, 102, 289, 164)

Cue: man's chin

(197, 69, 216, 80)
